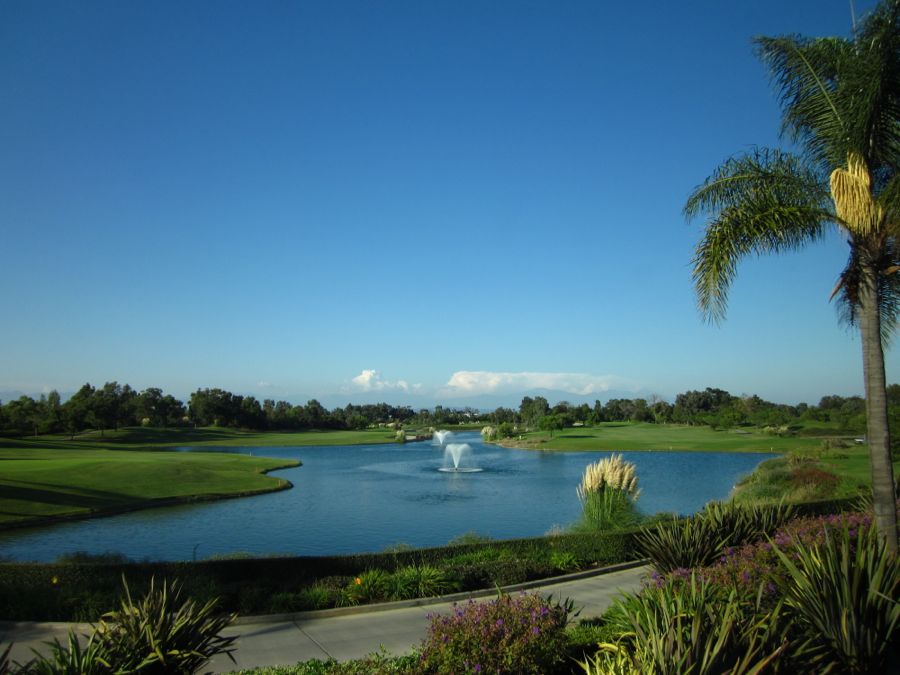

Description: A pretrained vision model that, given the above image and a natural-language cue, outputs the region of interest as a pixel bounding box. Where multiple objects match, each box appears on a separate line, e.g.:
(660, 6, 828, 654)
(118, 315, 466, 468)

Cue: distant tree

(63, 383, 94, 438)
(538, 414, 564, 438)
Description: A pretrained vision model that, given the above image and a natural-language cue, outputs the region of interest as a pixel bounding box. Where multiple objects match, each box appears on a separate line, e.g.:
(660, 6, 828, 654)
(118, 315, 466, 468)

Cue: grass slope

(500, 422, 826, 453)
(1, 426, 400, 450)
(0, 446, 299, 527)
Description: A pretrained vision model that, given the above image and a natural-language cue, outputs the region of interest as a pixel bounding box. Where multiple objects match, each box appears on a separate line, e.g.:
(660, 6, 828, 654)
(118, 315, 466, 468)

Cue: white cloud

(349, 369, 412, 392)
(441, 371, 637, 397)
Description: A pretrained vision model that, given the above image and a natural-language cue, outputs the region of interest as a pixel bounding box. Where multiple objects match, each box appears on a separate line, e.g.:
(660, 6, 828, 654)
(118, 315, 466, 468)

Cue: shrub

(447, 531, 494, 546)
(772, 521, 899, 674)
(788, 466, 841, 500)
(342, 570, 390, 605)
(593, 574, 785, 675)
(549, 550, 581, 573)
(699, 500, 796, 549)
(21, 631, 110, 675)
(418, 592, 573, 675)
(636, 515, 724, 574)
(658, 510, 874, 606)
(444, 559, 556, 589)
(25, 577, 236, 674)
(387, 565, 456, 600)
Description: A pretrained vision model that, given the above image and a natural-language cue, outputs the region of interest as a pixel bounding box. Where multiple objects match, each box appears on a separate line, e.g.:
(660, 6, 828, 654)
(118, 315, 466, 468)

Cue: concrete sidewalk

(0, 564, 648, 673)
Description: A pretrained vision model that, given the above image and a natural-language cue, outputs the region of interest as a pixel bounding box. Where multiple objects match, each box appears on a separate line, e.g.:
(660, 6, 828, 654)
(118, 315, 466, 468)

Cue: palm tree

(685, 0, 900, 552)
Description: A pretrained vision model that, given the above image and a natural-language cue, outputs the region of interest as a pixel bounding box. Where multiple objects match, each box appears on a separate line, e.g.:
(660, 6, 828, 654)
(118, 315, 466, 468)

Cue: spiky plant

(700, 500, 797, 547)
(685, 0, 900, 553)
(93, 577, 236, 674)
(636, 516, 726, 574)
(592, 575, 786, 675)
(24, 632, 109, 675)
(771, 521, 899, 673)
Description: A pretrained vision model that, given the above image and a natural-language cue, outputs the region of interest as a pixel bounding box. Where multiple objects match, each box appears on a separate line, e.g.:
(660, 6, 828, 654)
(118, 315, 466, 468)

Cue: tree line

(1, 381, 895, 439)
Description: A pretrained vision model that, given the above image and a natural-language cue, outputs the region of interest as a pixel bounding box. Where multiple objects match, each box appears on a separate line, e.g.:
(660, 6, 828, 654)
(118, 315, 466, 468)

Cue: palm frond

(685, 148, 833, 322)
(756, 2, 900, 174)
(834, 237, 900, 344)
(754, 35, 850, 169)
(877, 165, 900, 233)
(848, 0, 900, 169)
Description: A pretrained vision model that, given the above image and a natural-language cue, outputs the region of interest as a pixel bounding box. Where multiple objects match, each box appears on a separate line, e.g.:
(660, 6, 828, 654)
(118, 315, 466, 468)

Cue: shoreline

(493, 438, 783, 453)
(0, 460, 300, 533)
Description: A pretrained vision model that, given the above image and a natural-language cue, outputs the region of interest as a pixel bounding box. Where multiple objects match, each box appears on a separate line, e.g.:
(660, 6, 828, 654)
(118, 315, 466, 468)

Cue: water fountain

(433, 430, 482, 473)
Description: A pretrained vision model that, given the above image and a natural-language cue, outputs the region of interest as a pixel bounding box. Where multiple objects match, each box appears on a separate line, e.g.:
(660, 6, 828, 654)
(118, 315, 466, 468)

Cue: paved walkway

(0, 564, 648, 673)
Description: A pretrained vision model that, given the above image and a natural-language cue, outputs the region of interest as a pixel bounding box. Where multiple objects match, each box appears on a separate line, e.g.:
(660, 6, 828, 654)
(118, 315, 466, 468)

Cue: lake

(0, 432, 771, 562)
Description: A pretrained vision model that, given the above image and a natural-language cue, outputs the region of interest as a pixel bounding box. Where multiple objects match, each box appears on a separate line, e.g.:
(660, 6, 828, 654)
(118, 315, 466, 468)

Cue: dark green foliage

(20, 632, 109, 675)
(228, 650, 420, 674)
(445, 559, 557, 589)
(594, 575, 785, 675)
(636, 515, 725, 574)
(386, 565, 457, 600)
(0, 530, 641, 620)
(772, 522, 900, 673)
(19, 578, 235, 674)
(700, 500, 797, 545)
(638, 501, 803, 575)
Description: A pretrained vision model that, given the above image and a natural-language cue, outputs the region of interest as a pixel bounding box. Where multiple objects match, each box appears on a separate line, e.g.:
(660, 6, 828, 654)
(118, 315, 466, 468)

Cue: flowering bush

(418, 592, 572, 674)
(696, 511, 873, 602)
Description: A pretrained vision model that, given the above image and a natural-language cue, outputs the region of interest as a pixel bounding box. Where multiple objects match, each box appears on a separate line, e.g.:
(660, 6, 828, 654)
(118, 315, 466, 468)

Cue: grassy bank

(0, 446, 299, 528)
(497, 422, 829, 454)
(0, 426, 401, 450)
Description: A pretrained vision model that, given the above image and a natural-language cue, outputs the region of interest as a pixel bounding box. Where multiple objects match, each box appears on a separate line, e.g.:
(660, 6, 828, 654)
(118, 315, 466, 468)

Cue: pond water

(0, 433, 771, 562)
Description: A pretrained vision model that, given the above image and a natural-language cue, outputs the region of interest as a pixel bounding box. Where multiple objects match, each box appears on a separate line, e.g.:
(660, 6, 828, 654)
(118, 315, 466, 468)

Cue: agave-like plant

(592, 575, 785, 675)
(701, 500, 797, 548)
(771, 521, 899, 673)
(24, 632, 109, 675)
(636, 515, 727, 574)
(93, 577, 237, 674)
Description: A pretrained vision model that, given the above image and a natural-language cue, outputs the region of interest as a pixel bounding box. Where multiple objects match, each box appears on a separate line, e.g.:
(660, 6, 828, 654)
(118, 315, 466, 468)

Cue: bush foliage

(418, 592, 573, 675)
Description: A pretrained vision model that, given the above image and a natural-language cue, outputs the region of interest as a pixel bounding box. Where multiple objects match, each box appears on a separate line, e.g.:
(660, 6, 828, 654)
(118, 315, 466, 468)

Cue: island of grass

(0, 426, 426, 530)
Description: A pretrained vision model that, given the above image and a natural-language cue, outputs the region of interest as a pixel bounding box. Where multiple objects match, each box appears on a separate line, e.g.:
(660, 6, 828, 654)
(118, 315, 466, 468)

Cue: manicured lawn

(0, 427, 399, 528)
(501, 422, 827, 453)
(0, 446, 299, 526)
(0, 426, 400, 451)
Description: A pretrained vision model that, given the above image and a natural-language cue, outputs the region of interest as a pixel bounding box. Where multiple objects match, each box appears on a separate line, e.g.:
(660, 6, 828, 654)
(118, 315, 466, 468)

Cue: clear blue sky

(1, 0, 892, 407)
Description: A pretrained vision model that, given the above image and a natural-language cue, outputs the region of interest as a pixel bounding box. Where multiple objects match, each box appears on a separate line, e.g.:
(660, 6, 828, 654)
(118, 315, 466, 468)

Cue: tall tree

(685, 1, 900, 551)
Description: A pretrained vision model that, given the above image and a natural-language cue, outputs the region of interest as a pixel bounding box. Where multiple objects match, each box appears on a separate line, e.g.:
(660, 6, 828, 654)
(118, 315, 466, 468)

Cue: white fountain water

(432, 430, 455, 446)
(433, 430, 483, 473)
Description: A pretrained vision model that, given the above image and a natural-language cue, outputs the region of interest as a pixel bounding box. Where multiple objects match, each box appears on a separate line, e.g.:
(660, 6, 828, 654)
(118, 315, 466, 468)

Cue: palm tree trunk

(858, 263, 898, 554)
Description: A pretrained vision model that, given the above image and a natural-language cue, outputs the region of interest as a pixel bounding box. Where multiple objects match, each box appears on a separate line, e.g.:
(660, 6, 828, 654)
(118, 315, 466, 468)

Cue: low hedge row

(0, 530, 639, 621)
(0, 497, 858, 621)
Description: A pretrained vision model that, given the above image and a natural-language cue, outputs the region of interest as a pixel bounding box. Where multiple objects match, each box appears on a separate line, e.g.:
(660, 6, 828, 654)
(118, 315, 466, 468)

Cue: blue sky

(0, 0, 892, 407)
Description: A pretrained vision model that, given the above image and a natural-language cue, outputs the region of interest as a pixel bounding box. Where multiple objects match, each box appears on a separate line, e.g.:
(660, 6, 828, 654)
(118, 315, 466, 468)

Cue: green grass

(0, 446, 299, 526)
(501, 422, 827, 454)
(732, 444, 899, 503)
(0, 427, 402, 528)
(1, 426, 400, 450)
